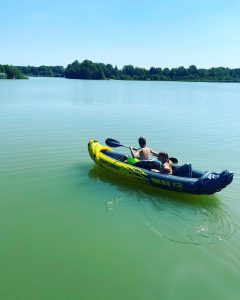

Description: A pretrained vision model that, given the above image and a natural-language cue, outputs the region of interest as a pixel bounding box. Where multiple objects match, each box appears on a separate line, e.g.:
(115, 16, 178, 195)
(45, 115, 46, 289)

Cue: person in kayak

(133, 151, 173, 174)
(130, 136, 157, 160)
(157, 152, 173, 174)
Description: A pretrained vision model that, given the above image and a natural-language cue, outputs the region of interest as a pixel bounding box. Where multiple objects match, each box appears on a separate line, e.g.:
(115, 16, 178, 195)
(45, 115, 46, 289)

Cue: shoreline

(11, 76, 240, 83)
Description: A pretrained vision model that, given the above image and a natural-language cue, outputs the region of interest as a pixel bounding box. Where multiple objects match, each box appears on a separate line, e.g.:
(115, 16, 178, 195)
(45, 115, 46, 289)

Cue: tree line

(64, 60, 240, 82)
(0, 64, 27, 79)
(17, 65, 65, 77)
(1, 60, 240, 82)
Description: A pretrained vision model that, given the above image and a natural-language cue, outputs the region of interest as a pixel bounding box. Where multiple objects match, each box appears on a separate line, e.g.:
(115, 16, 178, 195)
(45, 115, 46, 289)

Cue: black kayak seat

(134, 160, 160, 171)
(173, 163, 192, 178)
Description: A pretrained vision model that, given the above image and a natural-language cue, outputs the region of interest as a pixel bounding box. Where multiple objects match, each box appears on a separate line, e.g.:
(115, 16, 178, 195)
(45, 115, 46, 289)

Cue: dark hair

(138, 136, 146, 148)
(158, 152, 169, 162)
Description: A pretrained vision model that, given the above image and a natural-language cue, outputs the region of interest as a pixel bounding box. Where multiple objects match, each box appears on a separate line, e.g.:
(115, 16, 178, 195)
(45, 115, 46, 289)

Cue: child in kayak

(133, 151, 173, 175)
(130, 136, 157, 160)
(157, 152, 173, 174)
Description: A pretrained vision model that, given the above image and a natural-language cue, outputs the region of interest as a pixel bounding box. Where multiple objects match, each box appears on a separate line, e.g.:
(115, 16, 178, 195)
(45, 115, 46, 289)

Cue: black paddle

(105, 138, 137, 151)
(105, 138, 178, 163)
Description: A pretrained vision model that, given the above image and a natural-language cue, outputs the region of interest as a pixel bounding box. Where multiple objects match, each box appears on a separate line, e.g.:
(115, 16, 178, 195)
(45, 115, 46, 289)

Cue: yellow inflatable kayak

(88, 139, 233, 194)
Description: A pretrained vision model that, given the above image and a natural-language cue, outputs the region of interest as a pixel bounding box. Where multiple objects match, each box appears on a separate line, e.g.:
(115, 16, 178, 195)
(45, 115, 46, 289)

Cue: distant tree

(133, 67, 147, 80)
(198, 68, 207, 80)
(188, 65, 199, 79)
(176, 66, 188, 79)
(122, 65, 135, 77)
(93, 64, 105, 79)
(150, 74, 161, 81)
(104, 64, 114, 78)
(3, 65, 26, 79)
(163, 68, 171, 80)
(170, 68, 178, 80)
(112, 66, 120, 79)
(230, 69, 240, 81)
(149, 67, 158, 76)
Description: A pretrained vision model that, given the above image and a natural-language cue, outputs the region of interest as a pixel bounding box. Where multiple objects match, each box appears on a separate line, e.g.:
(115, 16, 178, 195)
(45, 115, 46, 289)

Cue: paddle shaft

(121, 144, 138, 151)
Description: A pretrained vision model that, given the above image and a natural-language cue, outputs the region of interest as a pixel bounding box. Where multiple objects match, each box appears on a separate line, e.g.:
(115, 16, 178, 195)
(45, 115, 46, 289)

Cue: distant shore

(0, 64, 27, 79)
(1, 60, 240, 82)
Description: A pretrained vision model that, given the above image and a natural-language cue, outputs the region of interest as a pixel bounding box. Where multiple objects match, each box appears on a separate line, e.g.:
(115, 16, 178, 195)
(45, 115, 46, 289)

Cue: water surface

(0, 78, 239, 300)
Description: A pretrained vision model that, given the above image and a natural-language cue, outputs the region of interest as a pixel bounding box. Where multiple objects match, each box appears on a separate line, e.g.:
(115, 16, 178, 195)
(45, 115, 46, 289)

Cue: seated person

(128, 151, 173, 175)
(157, 152, 173, 175)
(130, 136, 157, 160)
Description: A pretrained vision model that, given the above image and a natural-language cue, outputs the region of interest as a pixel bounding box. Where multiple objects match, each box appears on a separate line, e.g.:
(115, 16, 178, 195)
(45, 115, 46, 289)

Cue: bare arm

(150, 148, 158, 157)
(130, 147, 140, 158)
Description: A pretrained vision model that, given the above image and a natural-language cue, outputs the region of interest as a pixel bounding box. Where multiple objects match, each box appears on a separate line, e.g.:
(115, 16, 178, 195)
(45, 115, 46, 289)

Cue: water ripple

(88, 166, 237, 246)
(140, 196, 237, 246)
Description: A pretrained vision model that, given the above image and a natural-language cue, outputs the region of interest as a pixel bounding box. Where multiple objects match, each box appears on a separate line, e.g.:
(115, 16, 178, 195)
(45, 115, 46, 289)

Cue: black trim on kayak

(102, 150, 127, 162)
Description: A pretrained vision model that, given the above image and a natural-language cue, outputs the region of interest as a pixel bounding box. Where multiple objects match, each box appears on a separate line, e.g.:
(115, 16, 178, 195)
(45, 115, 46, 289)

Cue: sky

(1, 0, 240, 68)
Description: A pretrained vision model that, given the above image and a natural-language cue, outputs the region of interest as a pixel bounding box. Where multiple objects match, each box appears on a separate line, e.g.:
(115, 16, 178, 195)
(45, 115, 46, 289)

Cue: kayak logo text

(151, 177, 183, 190)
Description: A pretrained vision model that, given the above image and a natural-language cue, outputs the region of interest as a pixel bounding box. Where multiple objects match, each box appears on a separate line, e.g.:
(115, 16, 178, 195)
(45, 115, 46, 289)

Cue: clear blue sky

(1, 0, 240, 68)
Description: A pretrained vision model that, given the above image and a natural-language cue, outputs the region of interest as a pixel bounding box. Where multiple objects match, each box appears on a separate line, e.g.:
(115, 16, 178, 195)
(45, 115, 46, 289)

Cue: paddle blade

(105, 138, 123, 148)
(169, 157, 178, 164)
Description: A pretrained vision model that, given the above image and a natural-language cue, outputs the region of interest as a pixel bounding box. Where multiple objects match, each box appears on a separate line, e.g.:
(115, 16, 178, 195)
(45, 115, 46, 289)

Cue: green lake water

(0, 77, 240, 300)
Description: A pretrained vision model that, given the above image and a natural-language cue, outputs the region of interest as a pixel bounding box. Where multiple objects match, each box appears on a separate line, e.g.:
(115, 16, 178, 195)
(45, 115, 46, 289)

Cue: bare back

(136, 147, 156, 160)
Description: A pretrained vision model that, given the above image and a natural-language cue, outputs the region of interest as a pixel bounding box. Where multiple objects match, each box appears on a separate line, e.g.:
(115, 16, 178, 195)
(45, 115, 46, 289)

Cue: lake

(0, 77, 239, 300)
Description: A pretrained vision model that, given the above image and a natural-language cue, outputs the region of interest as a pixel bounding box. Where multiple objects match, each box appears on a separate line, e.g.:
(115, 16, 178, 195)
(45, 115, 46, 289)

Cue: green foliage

(17, 65, 64, 77)
(0, 72, 7, 79)
(2, 61, 240, 82)
(64, 60, 240, 82)
(65, 60, 105, 79)
(0, 64, 27, 79)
